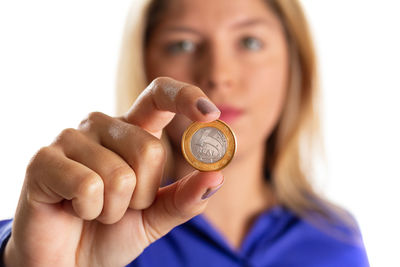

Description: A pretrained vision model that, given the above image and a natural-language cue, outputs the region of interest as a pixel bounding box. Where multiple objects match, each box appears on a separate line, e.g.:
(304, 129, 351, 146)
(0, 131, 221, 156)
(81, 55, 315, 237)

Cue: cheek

(145, 47, 195, 84)
(241, 51, 288, 147)
(252, 64, 287, 120)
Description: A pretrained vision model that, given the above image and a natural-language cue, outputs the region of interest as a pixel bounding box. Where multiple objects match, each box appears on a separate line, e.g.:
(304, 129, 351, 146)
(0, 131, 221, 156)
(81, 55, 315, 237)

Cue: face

(145, 0, 289, 160)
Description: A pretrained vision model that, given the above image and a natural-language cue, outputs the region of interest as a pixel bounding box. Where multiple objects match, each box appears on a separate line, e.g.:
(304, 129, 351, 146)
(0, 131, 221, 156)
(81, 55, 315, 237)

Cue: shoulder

(0, 219, 13, 263)
(276, 206, 370, 266)
(129, 206, 370, 267)
(0, 219, 12, 242)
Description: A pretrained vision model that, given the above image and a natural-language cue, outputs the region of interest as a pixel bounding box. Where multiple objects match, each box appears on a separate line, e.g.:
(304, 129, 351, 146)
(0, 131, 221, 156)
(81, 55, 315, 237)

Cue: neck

(171, 142, 276, 247)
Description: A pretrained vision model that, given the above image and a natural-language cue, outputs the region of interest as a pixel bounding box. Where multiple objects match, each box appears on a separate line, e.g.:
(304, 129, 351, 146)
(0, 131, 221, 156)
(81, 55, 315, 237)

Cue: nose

(195, 41, 236, 94)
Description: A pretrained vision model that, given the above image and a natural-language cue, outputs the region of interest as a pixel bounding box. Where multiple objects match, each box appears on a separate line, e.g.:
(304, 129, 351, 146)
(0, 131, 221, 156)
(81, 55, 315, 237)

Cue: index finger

(123, 77, 220, 138)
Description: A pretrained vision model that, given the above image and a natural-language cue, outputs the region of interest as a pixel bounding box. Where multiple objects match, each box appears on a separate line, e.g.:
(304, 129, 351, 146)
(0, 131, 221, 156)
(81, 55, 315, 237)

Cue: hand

(4, 77, 223, 267)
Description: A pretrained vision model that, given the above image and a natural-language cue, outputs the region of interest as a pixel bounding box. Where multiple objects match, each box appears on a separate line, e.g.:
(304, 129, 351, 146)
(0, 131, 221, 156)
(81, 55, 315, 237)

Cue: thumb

(141, 170, 224, 244)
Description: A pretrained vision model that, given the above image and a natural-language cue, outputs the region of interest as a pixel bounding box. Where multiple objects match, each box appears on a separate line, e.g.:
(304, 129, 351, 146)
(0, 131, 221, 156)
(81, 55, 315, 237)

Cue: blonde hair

(115, 0, 357, 233)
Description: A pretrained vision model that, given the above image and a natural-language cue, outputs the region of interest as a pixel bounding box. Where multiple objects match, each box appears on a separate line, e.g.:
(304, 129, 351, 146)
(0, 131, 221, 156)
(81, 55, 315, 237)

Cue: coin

(181, 120, 237, 171)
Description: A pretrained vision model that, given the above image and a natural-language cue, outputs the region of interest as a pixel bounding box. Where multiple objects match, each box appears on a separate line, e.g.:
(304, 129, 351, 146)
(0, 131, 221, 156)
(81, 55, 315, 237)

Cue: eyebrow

(230, 18, 274, 29)
(162, 18, 274, 35)
(163, 26, 202, 35)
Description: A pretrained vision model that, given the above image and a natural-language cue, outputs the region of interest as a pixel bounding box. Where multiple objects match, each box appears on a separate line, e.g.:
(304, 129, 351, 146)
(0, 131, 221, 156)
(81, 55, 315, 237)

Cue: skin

(4, 0, 289, 266)
(146, 0, 289, 248)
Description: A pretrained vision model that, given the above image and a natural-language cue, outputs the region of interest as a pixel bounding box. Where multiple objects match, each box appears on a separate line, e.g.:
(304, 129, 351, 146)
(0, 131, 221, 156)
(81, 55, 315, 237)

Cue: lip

(217, 105, 243, 123)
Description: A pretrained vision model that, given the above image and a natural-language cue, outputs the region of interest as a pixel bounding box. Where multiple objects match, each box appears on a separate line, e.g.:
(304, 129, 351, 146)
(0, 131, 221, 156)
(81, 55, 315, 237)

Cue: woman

(0, 0, 369, 266)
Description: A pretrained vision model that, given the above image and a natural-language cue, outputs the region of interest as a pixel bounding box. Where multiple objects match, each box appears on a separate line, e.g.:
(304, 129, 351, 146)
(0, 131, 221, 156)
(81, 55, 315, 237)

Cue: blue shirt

(0, 206, 369, 266)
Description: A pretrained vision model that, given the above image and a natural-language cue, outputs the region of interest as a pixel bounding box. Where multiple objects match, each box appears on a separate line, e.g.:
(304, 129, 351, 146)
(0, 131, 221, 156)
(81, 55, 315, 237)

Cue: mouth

(217, 105, 244, 123)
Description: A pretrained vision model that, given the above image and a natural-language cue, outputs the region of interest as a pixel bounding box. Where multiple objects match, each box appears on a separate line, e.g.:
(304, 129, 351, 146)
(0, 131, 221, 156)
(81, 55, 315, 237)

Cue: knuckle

(169, 180, 190, 219)
(87, 111, 105, 122)
(138, 140, 166, 164)
(78, 111, 104, 130)
(33, 146, 53, 161)
(26, 146, 54, 175)
(107, 165, 136, 193)
(149, 77, 170, 94)
(152, 77, 167, 87)
(142, 216, 163, 244)
(77, 172, 103, 199)
(54, 128, 80, 145)
(167, 177, 204, 219)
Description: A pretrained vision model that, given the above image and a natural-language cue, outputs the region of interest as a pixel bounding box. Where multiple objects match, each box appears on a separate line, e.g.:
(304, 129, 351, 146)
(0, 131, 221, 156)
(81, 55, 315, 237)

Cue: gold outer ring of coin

(181, 119, 237, 171)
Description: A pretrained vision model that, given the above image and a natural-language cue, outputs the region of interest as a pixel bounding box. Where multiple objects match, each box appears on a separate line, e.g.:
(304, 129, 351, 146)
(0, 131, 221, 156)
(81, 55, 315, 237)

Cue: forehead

(162, 0, 280, 31)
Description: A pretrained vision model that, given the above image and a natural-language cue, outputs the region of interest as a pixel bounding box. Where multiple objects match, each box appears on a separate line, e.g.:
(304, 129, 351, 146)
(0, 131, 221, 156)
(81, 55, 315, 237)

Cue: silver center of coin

(190, 127, 227, 163)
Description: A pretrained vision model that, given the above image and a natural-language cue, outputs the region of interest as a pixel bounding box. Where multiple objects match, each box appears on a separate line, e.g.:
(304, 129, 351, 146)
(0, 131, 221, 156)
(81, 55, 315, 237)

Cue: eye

(240, 36, 264, 51)
(166, 40, 196, 54)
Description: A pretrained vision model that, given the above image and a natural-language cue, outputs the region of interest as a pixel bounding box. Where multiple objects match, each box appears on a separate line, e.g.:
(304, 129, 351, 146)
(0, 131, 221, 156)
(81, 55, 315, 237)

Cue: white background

(0, 1, 399, 266)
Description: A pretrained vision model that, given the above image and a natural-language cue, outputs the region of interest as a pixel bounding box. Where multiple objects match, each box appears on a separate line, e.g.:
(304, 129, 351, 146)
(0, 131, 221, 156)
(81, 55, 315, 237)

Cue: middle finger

(78, 112, 166, 210)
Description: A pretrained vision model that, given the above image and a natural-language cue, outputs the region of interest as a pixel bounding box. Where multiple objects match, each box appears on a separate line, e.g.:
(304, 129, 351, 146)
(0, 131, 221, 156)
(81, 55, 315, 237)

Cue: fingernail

(196, 97, 220, 115)
(201, 182, 224, 200)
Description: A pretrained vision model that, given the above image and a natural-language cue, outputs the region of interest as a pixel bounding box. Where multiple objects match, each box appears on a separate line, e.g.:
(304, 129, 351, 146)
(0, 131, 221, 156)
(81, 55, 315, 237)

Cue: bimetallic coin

(181, 120, 237, 171)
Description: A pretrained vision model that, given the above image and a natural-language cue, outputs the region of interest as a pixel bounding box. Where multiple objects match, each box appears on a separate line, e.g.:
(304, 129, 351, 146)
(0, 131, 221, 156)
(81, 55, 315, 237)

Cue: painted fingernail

(201, 182, 224, 200)
(196, 97, 220, 115)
